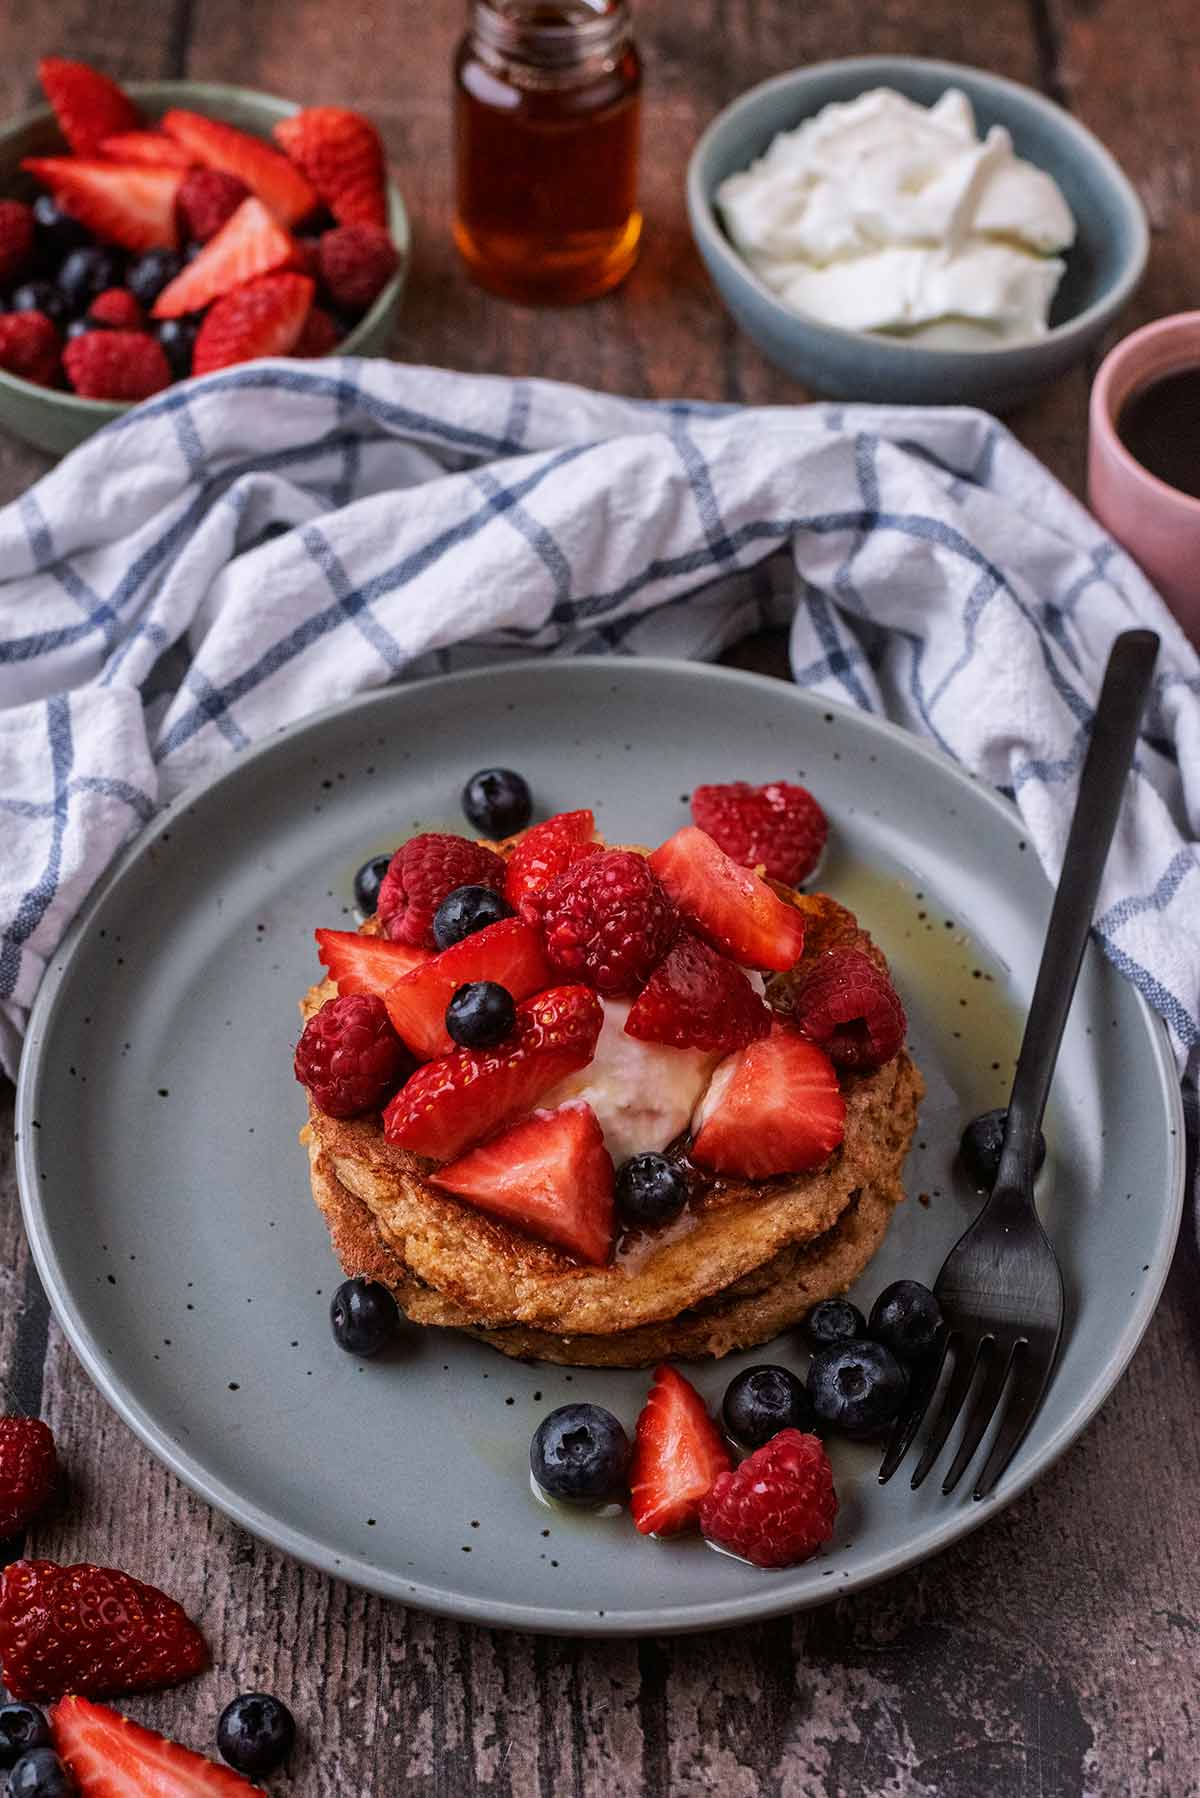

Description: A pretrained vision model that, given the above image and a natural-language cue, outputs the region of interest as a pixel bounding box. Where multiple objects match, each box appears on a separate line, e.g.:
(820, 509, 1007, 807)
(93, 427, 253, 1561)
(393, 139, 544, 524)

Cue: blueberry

(155, 315, 199, 379)
(216, 1693, 295, 1777)
(0, 1707, 51, 1771)
(10, 282, 68, 326)
(461, 767, 533, 838)
(807, 1340, 909, 1439)
(32, 194, 89, 256)
(329, 1277, 399, 1356)
(56, 246, 121, 314)
(6, 1748, 75, 1797)
(446, 980, 515, 1049)
(530, 1403, 630, 1502)
(64, 317, 95, 341)
(802, 1297, 866, 1351)
(432, 884, 513, 950)
(960, 1107, 1047, 1189)
(722, 1364, 814, 1449)
(868, 1280, 944, 1363)
(184, 240, 205, 263)
(127, 249, 183, 310)
(353, 853, 393, 916)
(615, 1153, 688, 1229)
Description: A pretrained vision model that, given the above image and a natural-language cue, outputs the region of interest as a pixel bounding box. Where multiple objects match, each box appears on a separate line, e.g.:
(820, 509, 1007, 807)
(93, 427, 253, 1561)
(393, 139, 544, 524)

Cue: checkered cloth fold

(1, 361, 1198, 1126)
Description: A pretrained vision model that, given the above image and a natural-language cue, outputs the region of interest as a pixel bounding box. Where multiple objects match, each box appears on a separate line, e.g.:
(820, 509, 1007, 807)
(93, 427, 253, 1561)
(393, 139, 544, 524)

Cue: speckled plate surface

(15, 660, 1185, 1635)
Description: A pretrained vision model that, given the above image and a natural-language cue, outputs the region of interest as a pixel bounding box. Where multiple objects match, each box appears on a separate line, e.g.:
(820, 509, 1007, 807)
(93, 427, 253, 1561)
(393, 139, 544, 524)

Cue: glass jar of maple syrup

(454, 0, 642, 305)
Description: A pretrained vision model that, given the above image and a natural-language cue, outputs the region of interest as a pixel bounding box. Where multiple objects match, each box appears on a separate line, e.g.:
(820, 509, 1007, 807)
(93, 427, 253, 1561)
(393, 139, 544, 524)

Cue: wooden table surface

(1, 3, 1198, 1795)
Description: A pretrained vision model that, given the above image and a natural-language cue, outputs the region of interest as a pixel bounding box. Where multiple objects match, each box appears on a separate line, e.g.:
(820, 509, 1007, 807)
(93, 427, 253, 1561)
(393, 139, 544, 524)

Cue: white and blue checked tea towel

(1, 359, 1198, 1126)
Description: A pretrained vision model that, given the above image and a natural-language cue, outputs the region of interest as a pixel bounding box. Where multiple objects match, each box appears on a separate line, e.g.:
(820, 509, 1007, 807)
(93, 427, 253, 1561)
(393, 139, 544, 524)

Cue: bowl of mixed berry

(0, 58, 409, 454)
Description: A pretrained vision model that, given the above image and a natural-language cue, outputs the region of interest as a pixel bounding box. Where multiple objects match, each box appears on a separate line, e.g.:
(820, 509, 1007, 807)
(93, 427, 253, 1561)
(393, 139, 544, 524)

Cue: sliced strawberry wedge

(21, 159, 182, 253)
(690, 1028, 846, 1179)
(648, 826, 804, 972)
(432, 1101, 614, 1263)
(152, 196, 296, 317)
(383, 985, 602, 1161)
(384, 917, 553, 1060)
(624, 931, 771, 1053)
(630, 1364, 732, 1537)
(161, 109, 318, 226)
(52, 1696, 262, 1796)
(38, 58, 140, 157)
(99, 131, 196, 170)
(504, 809, 602, 923)
(316, 928, 430, 997)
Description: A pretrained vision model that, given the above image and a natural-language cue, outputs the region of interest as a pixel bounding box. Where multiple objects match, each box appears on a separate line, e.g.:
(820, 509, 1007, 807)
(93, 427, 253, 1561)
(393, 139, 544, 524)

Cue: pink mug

(1089, 312, 1200, 645)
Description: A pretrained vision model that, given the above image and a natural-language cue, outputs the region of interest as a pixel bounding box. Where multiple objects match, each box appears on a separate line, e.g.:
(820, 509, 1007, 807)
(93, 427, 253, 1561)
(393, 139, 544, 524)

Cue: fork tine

(878, 1334, 951, 1484)
(910, 1335, 986, 1490)
(972, 1342, 1056, 1500)
(940, 1340, 1015, 1494)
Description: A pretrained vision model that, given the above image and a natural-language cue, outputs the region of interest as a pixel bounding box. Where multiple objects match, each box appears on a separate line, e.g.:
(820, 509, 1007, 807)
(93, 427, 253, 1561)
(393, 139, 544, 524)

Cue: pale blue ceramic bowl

(687, 56, 1149, 410)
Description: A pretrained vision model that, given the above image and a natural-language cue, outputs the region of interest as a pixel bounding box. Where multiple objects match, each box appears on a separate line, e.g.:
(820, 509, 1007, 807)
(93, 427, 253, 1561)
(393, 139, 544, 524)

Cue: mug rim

(1090, 311, 1200, 518)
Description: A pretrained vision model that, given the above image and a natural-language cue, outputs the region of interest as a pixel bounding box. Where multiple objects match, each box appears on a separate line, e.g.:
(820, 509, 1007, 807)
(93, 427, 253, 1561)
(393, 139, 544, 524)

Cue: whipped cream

(717, 87, 1076, 347)
(542, 998, 719, 1165)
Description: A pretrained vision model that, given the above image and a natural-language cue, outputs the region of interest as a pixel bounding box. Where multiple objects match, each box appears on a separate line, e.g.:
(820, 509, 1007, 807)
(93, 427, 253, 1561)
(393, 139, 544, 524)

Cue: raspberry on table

(699, 1428, 837, 1568)
(376, 833, 508, 949)
(790, 945, 906, 1071)
(0, 1417, 58, 1538)
(294, 992, 412, 1118)
(692, 781, 829, 886)
(540, 849, 679, 996)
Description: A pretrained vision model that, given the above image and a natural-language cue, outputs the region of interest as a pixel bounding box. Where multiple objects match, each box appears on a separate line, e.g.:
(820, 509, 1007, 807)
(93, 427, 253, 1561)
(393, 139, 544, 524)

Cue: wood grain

(2, 0, 1199, 1793)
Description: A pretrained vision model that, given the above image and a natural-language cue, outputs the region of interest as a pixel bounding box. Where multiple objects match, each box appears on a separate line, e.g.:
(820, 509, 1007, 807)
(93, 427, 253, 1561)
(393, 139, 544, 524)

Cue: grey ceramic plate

(15, 660, 1185, 1636)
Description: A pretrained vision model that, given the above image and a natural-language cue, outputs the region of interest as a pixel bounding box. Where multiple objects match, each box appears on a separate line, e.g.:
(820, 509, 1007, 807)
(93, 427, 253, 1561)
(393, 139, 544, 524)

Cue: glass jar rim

(469, 0, 632, 70)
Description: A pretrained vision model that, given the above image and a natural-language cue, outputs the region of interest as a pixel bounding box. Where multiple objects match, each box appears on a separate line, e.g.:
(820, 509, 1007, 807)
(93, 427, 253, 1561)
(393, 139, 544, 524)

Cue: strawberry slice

(0, 1560, 207, 1702)
(690, 1028, 846, 1178)
(624, 932, 771, 1053)
(272, 107, 388, 227)
(630, 1365, 732, 1536)
(151, 196, 296, 317)
(648, 826, 804, 972)
(384, 917, 553, 1060)
(504, 810, 602, 923)
(161, 109, 317, 226)
(316, 927, 430, 998)
(192, 272, 314, 375)
(99, 130, 195, 170)
(432, 1101, 614, 1263)
(21, 158, 181, 253)
(38, 57, 140, 157)
(383, 985, 603, 1161)
(52, 1696, 262, 1796)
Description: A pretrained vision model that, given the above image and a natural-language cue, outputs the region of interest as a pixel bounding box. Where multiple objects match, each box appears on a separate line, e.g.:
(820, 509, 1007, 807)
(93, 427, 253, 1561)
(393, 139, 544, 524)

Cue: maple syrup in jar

(454, 0, 642, 304)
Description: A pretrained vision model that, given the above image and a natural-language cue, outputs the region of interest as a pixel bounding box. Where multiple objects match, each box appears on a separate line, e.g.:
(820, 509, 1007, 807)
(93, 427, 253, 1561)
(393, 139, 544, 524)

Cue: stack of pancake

(298, 894, 923, 1369)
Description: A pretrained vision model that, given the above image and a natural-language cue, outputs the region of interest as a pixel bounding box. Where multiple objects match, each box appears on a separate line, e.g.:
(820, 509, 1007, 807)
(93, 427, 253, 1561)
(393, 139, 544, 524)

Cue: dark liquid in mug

(1116, 368, 1200, 500)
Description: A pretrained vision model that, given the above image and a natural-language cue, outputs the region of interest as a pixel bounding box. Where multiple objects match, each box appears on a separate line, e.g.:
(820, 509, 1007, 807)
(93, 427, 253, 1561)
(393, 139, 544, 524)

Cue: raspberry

(294, 992, 412, 1117)
(0, 1417, 58, 1538)
(505, 810, 601, 923)
(176, 166, 251, 243)
(376, 833, 507, 948)
(293, 303, 340, 357)
(316, 222, 400, 313)
(692, 781, 828, 886)
(0, 199, 35, 287)
(87, 286, 144, 329)
(791, 946, 906, 1071)
(0, 311, 61, 387)
(699, 1429, 837, 1568)
(63, 329, 170, 400)
(540, 850, 678, 996)
(625, 931, 770, 1051)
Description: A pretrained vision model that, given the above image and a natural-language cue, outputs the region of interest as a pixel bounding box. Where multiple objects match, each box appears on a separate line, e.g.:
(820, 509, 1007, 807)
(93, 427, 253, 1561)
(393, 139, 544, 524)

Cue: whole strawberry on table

(0, 57, 401, 401)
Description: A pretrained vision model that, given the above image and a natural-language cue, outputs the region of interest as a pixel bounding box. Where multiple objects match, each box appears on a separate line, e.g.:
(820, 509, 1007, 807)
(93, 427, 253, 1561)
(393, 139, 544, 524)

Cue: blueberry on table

(531, 1403, 630, 1502)
(722, 1363, 814, 1450)
(217, 1693, 296, 1777)
(446, 980, 516, 1048)
(353, 852, 393, 916)
(869, 1280, 944, 1362)
(462, 767, 533, 838)
(0, 1705, 52, 1770)
(32, 194, 90, 256)
(807, 1340, 909, 1438)
(801, 1297, 866, 1352)
(615, 1153, 688, 1229)
(10, 281, 69, 326)
(960, 1107, 1047, 1190)
(56, 246, 121, 314)
(432, 883, 514, 950)
(126, 249, 183, 310)
(329, 1277, 400, 1356)
(6, 1747, 76, 1797)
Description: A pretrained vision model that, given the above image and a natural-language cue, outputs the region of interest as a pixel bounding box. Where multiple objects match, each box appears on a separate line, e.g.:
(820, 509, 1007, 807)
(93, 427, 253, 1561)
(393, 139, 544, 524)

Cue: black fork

(879, 628, 1160, 1501)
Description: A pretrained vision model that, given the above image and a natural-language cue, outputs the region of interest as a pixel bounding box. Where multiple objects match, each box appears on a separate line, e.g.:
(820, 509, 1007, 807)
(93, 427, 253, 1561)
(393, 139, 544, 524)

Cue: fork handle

(995, 628, 1159, 1199)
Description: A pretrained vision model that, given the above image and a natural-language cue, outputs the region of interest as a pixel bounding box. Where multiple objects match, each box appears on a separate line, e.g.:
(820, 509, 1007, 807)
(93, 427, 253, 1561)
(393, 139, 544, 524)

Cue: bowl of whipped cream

(687, 56, 1148, 408)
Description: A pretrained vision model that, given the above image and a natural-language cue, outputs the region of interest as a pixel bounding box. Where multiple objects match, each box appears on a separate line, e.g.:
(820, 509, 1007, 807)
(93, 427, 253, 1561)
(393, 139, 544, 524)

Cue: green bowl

(0, 80, 410, 457)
